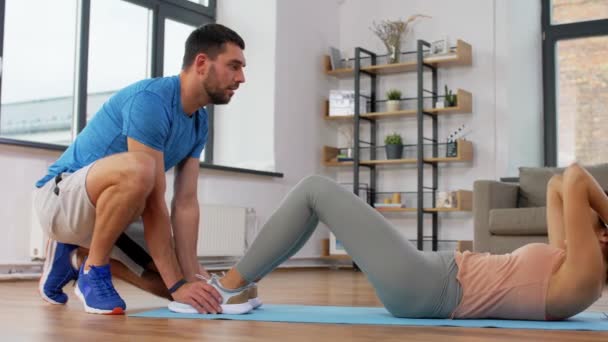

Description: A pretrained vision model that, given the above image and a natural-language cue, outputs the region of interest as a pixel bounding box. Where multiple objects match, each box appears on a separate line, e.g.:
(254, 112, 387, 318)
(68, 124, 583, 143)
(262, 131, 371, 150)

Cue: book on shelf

(329, 47, 344, 70)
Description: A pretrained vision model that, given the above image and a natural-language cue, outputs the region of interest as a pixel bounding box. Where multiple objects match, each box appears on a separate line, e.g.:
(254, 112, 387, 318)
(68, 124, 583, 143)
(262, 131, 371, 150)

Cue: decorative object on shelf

(429, 36, 450, 55)
(446, 140, 458, 158)
(386, 89, 402, 112)
(370, 14, 431, 64)
(391, 192, 402, 204)
(329, 233, 347, 255)
(444, 85, 458, 107)
(446, 124, 465, 157)
(436, 191, 457, 208)
(329, 47, 344, 70)
(383, 198, 392, 204)
(338, 126, 354, 161)
(384, 132, 404, 159)
(329, 90, 366, 116)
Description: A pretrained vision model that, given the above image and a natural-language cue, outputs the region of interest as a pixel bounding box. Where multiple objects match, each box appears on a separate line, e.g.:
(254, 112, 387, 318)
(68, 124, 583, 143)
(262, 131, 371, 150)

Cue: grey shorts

(33, 162, 151, 276)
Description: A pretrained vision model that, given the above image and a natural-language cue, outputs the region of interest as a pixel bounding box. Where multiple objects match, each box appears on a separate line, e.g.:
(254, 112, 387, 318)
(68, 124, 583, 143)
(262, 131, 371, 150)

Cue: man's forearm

(171, 200, 203, 281)
(143, 202, 183, 288)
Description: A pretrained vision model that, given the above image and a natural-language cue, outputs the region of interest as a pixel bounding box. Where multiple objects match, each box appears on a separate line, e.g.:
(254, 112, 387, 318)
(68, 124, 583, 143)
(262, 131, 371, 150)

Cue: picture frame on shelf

(329, 90, 367, 116)
(329, 232, 348, 255)
(429, 37, 450, 55)
(436, 191, 456, 208)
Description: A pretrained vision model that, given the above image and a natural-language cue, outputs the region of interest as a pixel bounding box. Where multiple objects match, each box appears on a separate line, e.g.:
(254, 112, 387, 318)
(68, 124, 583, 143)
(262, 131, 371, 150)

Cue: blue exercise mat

(130, 304, 608, 331)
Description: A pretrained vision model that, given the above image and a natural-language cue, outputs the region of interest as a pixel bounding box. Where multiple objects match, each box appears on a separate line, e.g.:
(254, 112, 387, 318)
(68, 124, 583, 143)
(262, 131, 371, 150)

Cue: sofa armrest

(473, 180, 520, 252)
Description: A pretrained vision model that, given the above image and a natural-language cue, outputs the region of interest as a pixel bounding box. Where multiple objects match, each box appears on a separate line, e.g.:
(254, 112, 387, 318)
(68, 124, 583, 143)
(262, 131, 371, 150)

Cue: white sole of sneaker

(74, 285, 125, 315)
(249, 298, 263, 309)
(38, 239, 63, 305)
(168, 301, 253, 315)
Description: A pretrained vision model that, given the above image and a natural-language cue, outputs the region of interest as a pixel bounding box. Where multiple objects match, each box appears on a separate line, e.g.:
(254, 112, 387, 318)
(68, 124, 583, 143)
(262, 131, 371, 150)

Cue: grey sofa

(473, 164, 608, 254)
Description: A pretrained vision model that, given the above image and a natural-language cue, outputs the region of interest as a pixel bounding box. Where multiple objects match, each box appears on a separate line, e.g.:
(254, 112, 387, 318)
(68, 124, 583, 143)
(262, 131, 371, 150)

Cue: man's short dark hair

(182, 23, 245, 70)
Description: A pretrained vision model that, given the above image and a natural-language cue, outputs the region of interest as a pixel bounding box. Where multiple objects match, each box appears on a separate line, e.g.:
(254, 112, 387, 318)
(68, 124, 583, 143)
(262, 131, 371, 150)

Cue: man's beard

(204, 65, 232, 105)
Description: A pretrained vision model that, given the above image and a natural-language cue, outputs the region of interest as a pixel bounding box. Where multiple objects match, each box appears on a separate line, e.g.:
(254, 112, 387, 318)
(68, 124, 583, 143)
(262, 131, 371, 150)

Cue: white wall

(0, 0, 542, 264)
(495, 0, 544, 176)
(330, 0, 542, 243)
(213, 0, 277, 171)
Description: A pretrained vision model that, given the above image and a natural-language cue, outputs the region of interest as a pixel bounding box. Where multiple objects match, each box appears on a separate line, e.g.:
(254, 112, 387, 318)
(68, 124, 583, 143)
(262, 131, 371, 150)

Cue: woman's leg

(225, 175, 461, 317)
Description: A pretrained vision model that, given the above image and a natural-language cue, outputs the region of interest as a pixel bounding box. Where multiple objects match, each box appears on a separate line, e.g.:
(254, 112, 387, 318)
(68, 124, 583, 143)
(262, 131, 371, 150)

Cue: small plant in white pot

(444, 85, 458, 107)
(384, 132, 403, 159)
(386, 89, 402, 112)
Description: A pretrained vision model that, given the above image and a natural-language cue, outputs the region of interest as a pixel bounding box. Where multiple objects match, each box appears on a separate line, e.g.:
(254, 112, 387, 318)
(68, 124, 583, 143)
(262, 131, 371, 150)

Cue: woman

(171, 163, 608, 320)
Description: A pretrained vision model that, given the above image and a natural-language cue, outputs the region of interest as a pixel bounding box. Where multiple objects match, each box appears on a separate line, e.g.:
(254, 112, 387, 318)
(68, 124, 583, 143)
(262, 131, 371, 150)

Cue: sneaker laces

(88, 266, 120, 300)
(195, 273, 211, 281)
(195, 271, 226, 282)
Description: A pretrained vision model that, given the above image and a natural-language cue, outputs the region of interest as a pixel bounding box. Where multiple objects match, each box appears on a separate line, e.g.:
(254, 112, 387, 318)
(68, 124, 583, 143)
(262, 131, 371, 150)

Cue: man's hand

(172, 281, 223, 314)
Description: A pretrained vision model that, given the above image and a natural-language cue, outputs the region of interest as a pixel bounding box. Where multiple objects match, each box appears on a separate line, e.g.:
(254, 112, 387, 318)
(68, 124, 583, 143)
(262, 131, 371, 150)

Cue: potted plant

(384, 132, 403, 159)
(386, 89, 402, 112)
(444, 85, 458, 107)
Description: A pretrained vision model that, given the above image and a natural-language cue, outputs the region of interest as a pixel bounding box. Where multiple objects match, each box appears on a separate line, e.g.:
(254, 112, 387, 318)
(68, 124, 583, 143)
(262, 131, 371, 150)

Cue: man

(33, 23, 246, 315)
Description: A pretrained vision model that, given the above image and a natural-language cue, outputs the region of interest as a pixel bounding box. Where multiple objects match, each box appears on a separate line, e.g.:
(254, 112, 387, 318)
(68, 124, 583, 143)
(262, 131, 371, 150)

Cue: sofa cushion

(489, 207, 547, 236)
(518, 163, 608, 207)
(518, 167, 560, 207)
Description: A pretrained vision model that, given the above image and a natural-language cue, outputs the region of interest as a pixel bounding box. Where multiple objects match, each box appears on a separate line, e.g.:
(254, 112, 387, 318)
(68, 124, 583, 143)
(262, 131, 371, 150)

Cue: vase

(387, 43, 400, 64)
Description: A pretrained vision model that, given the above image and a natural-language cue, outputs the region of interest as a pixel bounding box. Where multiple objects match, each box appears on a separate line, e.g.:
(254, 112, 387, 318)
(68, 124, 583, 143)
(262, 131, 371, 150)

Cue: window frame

(541, 0, 608, 166)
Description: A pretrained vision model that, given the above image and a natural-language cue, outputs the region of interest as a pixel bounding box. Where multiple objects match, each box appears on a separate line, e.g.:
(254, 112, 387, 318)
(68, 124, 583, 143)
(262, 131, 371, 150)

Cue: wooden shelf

(322, 140, 474, 167)
(319, 254, 352, 260)
(375, 190, 473, 213)
(324, 90, 472, 121)
(324, 40, 472, 78)
(376, 207, 417, 213)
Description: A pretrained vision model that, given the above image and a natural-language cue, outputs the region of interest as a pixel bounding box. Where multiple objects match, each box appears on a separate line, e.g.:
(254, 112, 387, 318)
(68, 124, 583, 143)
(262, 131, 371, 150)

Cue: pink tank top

(451, 243, 566, 320)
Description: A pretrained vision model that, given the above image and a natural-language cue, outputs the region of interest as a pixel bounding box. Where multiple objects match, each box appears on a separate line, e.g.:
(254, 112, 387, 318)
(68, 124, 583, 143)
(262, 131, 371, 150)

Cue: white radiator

(197, 204, 252, 257)
(28, 199, 254, 259)
(30, 196, 47, 260)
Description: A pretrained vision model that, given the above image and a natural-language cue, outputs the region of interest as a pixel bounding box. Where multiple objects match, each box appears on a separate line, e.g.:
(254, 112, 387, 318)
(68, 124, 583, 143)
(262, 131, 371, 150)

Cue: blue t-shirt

(36, 76, 208, 188)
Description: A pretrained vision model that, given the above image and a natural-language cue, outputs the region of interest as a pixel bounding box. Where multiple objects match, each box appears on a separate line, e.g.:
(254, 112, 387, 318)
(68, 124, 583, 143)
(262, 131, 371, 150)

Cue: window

(0, 0, 215, 150)
(555, 36, 608, 165)
(0, 0, 78, 146)
(542, 0, 608, 166)
(87, 0, 152, 120)
(163, 18, 195, 77)
(551, 0, 608, 25)
(0, 1, 276, 174)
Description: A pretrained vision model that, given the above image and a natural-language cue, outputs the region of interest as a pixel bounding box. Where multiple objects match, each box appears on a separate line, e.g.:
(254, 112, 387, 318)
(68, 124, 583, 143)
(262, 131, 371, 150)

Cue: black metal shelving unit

(352, 40, 440, 251)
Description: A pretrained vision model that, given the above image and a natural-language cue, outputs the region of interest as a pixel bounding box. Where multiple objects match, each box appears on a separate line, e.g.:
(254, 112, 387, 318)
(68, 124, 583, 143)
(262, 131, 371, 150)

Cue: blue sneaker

(75, 261, 126, 315)
(38, 239, 78, 305)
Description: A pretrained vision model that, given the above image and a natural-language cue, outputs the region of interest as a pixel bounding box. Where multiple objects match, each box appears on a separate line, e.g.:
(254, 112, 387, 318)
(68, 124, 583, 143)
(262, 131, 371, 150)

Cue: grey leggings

(235, 175, 462, 318)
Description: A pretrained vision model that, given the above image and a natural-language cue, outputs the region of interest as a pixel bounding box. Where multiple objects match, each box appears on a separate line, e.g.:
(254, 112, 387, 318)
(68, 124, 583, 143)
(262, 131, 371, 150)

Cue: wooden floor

(1, 269, 607, 341)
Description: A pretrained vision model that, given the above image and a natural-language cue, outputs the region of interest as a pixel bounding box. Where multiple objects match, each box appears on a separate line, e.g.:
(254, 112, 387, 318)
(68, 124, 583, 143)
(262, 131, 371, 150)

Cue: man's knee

(121, 152, 156, 196)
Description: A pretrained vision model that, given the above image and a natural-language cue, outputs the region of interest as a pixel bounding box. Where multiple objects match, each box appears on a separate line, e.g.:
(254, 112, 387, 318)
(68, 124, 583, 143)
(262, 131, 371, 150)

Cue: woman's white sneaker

(247, 282, 263, 309)
(168, 274, 253, 315)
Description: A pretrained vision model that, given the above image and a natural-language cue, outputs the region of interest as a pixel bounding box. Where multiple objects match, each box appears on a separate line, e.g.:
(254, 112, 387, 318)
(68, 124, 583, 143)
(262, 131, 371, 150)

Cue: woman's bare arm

(547, 164, 606, 318)
(546, 174, 567, 249)
(561, 164, 606, 291)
